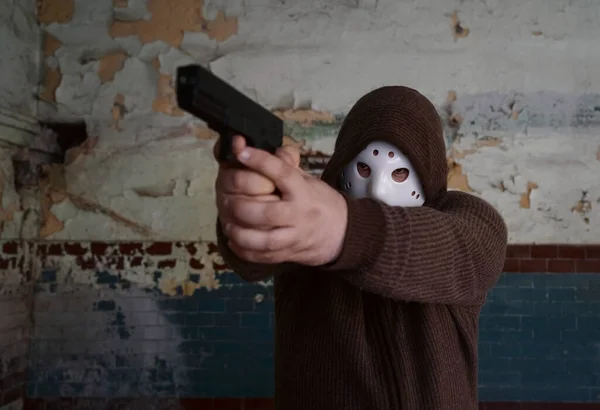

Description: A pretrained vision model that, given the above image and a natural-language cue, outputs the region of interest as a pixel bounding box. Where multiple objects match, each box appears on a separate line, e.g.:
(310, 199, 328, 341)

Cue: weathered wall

(16, 241, 600, 405)
(0, 242, 31, 410)
(36, 0, 600, 244)
(0, 0, 41, 115)
(0, 0, 47, 397)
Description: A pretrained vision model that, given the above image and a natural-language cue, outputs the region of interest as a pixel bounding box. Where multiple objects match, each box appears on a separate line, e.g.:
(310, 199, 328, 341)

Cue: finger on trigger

(236, 147, 301, 195)
(276, 146, 301, 168)
(232, 135, 247, 156)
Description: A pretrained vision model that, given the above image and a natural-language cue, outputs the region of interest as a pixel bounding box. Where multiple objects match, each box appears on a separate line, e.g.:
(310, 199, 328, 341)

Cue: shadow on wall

(28, 267, 274, 399)
(29, 284, 188, 397)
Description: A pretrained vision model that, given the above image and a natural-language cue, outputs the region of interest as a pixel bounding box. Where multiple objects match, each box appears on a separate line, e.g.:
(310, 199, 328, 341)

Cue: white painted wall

(0, 0, 41, 115)
(0, 0, 42, 240)
(30, 0, 600, 243)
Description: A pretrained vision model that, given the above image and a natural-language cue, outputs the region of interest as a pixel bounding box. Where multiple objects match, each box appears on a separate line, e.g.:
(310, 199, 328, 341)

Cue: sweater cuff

(320, 195, 387, 272)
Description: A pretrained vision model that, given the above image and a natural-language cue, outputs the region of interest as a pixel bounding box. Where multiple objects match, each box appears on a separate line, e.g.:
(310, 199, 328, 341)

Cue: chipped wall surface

(5, 240, 600, 402)
(36, 0, 600, 243)
(0, 241, 32, 409)
(0, 0, 41, 115)
(2, 241, 274, 400)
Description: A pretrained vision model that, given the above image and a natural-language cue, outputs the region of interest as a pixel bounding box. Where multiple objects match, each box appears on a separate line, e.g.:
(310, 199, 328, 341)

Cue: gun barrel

(176, 64, 283, 157)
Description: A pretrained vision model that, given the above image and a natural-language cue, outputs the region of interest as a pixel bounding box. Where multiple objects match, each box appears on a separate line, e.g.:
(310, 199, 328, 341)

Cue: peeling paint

(39, 66, 62, 103)
(572, 190, 593, 224)
(42, 32, 61, 57)
(447, 158, 472, 193)
(152, 74, 185, 116)
(519, 181, 539, 209)
(98, 52, 129, 83)
(36, 0, 74, 24)
(450, 11, 469, 41)
(34, 241, 226, 295)
(28, 0, 600, 244)
(274, 109, 336, 127)
(109, 0, 237, 48)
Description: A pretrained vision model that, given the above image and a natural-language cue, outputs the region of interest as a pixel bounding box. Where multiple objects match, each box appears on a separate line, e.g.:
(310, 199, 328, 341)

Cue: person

(214, 86, 508, 410)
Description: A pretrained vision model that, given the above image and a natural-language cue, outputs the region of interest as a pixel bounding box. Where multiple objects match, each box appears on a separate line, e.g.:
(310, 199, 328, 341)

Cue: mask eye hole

(392, 168, 409, 183)
(356, 162, 371, 178)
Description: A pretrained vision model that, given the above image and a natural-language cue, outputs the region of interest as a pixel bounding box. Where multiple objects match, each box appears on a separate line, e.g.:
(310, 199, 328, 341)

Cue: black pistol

(176, 64, 284, 163)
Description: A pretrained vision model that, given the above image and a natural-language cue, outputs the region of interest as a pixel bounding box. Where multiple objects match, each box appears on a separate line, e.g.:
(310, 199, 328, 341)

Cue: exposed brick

(503, 258, 520, 273)
(157, 258, 177, 269)
(558, 245, 586, 259)
(90, 242, 111, 255)
(2, 241, 19, 255)
(146, 242, 172, 255)
(185, 242, 198, 255)
(519, 258, 548, 273)
(213, 261, 228, 271)
(506, 245, 530, 258)
(100, 256, 125, 270)
(129, 256, 143, 267)
(479, 403, 521, 410)
(207, 242, 219, 254)
(244, 398, 274, 410)
(119, 242, 144, 255)
(0, 257, 9, 270)
(76, 255, 96, 270)
(575, 259, 600, 273)
(585, 245, 600, 259)
(530, 244, 558, 258)
(63, 242, 88, 255)
(190, 258, 205, 270)
(547, 259, 575, 273)
(47, 243, 63, 255)
(180, 398, 214, 409)
(213, 398, 243, 409)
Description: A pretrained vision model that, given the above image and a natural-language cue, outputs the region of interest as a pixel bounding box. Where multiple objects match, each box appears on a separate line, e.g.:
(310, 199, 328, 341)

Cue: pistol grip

(218, 130, 237, 163)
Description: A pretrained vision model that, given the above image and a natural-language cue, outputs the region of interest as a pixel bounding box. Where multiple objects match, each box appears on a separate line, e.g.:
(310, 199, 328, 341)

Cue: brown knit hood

(321, 86, 447, 204)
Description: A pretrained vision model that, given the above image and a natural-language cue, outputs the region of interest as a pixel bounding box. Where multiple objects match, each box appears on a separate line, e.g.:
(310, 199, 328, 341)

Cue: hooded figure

(217, 86, 508, 409)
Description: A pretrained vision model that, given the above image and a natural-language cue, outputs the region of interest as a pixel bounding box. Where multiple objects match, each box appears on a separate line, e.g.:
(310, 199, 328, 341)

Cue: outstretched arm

(321, 191, 507, 306)
(216, 218, 298, 282)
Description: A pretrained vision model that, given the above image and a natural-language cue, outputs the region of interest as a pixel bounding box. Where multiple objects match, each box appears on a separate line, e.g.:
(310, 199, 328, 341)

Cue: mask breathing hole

(356, 162, 371, 178)
(392, 168, 409, 183)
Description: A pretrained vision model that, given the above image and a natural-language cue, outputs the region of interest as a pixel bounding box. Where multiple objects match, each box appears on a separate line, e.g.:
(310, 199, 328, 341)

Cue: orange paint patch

(109, 0, 238, 48)
(40, 67, 62, 102)
(447, 158, 472, 192)
(519, 181, 538, 209)
(273, 109, 336, 126)
(37, 0, 74, 24)
(152, 74, 185, 116)
(203, 10, 239, 42)
(98, 52, 128, 83)
(43, 33, 62, 57)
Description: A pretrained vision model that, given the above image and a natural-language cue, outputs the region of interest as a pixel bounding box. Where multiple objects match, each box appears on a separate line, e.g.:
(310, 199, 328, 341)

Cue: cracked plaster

(23, 0, 600, 243)
(0, 0, 41, 115)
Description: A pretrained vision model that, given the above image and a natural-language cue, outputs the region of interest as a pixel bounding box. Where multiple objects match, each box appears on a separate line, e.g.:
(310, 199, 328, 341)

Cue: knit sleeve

(216, 218, 298, 282)
(321, 191, 507, 306)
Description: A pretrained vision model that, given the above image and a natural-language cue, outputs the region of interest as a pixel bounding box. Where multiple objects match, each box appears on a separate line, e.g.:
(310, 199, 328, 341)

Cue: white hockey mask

(339, 141, 426, 207)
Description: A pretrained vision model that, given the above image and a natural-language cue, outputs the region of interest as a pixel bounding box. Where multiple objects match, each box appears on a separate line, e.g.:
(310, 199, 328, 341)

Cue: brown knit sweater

(217, 86, 508, 409)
